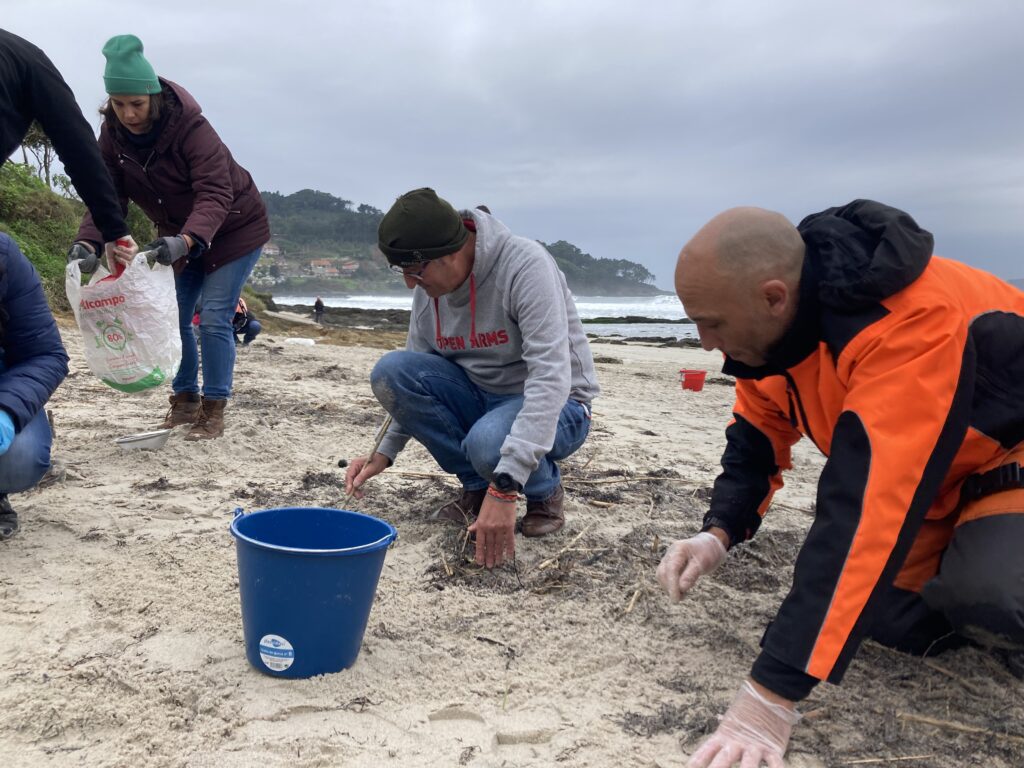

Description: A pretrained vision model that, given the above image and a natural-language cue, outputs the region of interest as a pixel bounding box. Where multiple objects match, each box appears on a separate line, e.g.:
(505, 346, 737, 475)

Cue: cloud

(6, 0, 1022, 285)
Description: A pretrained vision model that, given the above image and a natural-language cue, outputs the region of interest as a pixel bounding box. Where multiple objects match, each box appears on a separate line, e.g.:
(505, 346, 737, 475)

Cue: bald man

(657, 200, 1024, 766)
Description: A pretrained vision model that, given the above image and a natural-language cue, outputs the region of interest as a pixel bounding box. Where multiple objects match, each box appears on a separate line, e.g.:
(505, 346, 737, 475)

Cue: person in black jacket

(0, 233, 70, 540)
(0, 28, 137, 267)
(232, 298, 261, 347)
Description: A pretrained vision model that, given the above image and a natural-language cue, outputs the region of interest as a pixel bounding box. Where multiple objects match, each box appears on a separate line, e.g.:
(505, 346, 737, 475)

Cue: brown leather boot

(161, 392, 202, 428)
(522, 484, 565, 537)
(185, 398, 226, 440)
(428, 487, 487, 525)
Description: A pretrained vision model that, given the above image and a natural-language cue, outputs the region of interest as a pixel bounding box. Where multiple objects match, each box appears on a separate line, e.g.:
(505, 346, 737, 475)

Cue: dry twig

(532, 523, 595, 572)
(839, 757, 937, 766)
(563, 475, 683, 486)
(921, 658, 986, 697)
(896, 711, 1024, 744)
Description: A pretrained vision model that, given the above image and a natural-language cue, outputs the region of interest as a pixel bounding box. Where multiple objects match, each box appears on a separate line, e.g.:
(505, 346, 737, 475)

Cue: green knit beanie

(102, 34, 161, 95)
(378, 188, 468, 266)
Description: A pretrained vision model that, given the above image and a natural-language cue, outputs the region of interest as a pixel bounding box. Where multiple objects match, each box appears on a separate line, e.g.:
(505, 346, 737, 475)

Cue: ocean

(272, 293, 698, 340)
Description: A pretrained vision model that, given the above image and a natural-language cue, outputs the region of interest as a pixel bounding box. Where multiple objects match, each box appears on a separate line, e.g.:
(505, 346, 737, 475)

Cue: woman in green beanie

(73, 34, 270, 441)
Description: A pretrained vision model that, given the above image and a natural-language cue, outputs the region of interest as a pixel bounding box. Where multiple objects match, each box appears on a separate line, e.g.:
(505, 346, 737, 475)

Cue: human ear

(761, 279, 790, 317)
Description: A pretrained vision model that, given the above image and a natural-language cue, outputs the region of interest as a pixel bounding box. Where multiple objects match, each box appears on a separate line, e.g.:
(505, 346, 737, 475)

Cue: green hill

(258, 189, 668, 296)
(0, 162, 153, 311)
(2, 167, 666, 308)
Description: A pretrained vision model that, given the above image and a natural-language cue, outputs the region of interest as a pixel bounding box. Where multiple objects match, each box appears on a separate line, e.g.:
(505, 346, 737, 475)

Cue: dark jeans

(235, 319, 262, 345)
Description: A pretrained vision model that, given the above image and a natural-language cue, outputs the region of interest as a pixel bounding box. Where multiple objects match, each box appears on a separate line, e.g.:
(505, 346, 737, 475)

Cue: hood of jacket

(799, 199, 933, 312)
(438, 208, 513, 308)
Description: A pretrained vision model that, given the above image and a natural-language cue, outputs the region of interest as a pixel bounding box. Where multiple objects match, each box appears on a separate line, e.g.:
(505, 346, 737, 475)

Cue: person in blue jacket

(0, 233, 69, 539)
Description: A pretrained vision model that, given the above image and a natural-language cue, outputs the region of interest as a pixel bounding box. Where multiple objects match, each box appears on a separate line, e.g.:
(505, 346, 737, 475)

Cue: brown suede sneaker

(161, 392, 201, 428)
(428, 487, 487, 525)
(522, 484, 565, 537)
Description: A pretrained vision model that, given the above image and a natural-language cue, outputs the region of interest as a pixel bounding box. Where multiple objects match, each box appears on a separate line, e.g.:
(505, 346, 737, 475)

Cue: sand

(1, 326, 1022, 767)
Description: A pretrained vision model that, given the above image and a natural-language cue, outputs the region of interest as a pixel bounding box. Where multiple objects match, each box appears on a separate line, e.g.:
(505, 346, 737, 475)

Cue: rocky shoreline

(270, 302, 412, 333)
(269, 301, 701, 347)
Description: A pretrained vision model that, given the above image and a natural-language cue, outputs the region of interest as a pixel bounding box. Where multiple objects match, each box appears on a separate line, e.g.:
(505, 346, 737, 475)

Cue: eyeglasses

(389, 261, 430, 280)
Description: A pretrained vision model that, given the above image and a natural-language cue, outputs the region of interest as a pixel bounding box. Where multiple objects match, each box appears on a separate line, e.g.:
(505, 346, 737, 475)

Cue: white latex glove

(656, 531, 728, 602)
(688, 680, 801, 768)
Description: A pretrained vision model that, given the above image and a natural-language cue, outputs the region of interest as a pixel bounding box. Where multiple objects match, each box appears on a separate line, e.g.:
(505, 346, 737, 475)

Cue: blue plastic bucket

(230, 507, 397, 678)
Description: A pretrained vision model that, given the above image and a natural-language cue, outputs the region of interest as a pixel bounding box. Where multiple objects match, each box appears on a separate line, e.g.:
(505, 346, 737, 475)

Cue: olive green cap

(377, 188, 468, 266)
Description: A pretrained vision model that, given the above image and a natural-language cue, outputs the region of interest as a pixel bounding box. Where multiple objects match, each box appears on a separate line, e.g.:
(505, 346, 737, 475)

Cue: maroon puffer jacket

(77, 79, 269, 274)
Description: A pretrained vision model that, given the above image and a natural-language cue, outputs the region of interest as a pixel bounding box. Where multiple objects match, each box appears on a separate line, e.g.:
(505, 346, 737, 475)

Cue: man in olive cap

(345, 188, 600, 568)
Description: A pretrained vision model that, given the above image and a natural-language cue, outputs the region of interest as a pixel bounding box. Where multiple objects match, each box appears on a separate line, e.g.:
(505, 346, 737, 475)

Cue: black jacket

(0, 29, 128, 242)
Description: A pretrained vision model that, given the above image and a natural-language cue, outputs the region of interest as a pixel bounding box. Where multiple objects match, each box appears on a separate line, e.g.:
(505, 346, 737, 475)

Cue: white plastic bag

(66, 254, 181, 393)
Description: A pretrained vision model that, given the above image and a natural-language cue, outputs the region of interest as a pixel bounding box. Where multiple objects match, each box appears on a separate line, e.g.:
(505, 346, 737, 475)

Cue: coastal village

(248, 241, 374, 291)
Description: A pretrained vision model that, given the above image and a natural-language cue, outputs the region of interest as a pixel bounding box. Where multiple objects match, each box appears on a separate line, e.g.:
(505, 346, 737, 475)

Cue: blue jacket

(0, 233, 69, 430)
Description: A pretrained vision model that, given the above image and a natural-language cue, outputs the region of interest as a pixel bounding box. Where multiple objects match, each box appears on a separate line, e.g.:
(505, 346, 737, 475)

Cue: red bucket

(679, 369, 707, 392)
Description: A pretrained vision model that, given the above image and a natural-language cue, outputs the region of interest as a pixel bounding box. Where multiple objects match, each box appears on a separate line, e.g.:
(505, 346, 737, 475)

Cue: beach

(1, 322, 1022, 768)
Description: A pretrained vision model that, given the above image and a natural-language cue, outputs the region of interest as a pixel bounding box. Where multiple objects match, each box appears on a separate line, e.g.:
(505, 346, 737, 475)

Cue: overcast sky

(6, 0, 1023, 286)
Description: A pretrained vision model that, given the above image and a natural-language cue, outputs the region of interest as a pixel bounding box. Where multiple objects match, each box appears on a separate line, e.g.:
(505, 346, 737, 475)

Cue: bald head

(674, 207, 805, 366)
(677, 207, 804, 290)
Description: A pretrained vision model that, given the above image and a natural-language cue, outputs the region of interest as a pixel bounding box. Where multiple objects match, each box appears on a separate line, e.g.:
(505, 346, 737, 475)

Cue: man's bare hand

(344, 452, 390, 499)
(468, 493, 517, 568)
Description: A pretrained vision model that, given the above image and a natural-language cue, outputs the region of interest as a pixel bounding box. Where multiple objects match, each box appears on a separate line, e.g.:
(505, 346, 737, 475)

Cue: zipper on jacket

(785, 388, 798, 428)
(118, 151, 166, 208)
(118, 150, 156, 173)
(783, 370, 821, 451)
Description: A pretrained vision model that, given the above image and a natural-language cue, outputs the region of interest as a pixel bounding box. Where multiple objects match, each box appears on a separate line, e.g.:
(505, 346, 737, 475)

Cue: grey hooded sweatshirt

(376, 208, 600, 486)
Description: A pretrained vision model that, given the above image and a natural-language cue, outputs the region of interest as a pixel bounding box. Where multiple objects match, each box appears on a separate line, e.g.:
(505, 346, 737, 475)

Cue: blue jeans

(173, 248, 262, 399)
(371, 351, 591, 500)
(0, 409, 52, 494)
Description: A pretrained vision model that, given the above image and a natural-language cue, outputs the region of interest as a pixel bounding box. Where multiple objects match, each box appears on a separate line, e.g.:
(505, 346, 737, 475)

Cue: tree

(21, 121, 56, 188)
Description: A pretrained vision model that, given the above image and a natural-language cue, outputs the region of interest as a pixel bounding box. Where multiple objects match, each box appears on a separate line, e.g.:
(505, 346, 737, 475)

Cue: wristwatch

(491, 472, 522, 493)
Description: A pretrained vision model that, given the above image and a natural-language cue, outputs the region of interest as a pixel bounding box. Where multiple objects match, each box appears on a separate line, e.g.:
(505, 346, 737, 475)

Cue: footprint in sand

(427, 704, 557, 755)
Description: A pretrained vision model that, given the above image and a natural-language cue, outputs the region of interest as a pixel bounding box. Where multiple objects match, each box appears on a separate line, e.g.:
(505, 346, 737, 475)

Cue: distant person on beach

(345, 188, 600, 568)
(658, 200, 1024, 767)
(313, 296, 324, 324)
(0, 233, 69, 540)
(72, 34, 269, 440)
(0, 28, 138, 269)
(232, 297, 261, 347)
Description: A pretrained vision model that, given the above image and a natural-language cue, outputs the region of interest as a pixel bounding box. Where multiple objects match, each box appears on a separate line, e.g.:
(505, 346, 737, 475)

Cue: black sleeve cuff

(701, 515, 739, 549)
(750, 650, 820, 702)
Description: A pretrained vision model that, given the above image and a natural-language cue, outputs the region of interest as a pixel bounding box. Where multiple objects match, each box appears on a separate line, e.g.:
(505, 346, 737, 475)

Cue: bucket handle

(233, 507, 244, 519)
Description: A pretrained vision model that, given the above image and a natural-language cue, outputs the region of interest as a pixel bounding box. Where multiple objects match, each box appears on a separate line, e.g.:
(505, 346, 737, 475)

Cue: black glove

(67, 242, 99, 274)
(145, 235, 190, 266)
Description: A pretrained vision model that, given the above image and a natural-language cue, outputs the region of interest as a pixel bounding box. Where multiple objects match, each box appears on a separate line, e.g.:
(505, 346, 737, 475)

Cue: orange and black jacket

(703, 200, 1024, 701)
